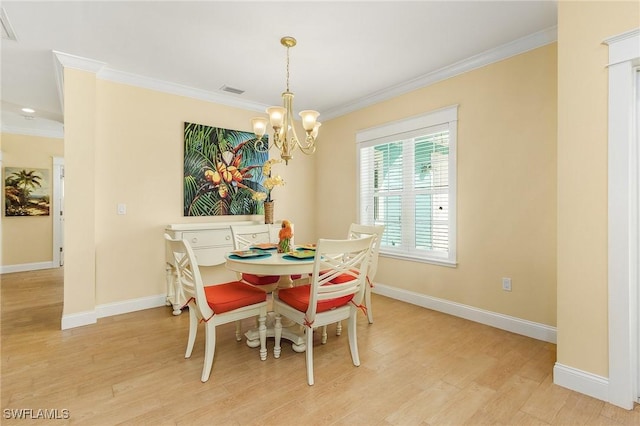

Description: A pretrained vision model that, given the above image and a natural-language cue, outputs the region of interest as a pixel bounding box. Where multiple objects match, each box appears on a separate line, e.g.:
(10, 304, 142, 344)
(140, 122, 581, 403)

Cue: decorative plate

(229, 249, 271, 258)
(284, 250, 315, 259)
(251, 243, 278, 250)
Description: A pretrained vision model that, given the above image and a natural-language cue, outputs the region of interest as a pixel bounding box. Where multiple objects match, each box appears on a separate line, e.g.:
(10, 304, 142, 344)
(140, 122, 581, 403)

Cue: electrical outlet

(117, 203, 127, 215)
(502, 277, 512, 292)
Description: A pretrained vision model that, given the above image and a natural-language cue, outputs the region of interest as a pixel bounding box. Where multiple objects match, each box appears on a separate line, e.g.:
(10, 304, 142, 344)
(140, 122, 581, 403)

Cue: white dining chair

(164, 234, 268, 383)
(321, 223, 385, 342)
(273, 236, 374, 385)
(230, 224, 281, 292)
(346, 223, 385, 324)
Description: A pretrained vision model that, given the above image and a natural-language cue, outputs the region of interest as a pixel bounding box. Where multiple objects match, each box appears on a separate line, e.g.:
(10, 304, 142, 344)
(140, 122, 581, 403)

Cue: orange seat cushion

(278, 284, 353, 313)
(204, 281, 267, 314)
(241, 273, 280, 286)
(319, 269, 359, 284)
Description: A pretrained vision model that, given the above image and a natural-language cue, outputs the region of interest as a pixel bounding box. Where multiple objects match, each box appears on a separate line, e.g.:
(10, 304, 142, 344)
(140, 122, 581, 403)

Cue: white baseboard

(553, 363, 609, 402)
(96, 294, 167, 318)
(1, 261, 56, 274)
(61, 294, 167, 330)
(372, 282, 557, 343)
(61, 310, 97, 330)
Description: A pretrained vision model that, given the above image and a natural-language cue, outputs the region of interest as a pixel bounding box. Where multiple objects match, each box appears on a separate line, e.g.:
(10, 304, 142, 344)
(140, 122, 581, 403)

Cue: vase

(264, 201, 274, 224)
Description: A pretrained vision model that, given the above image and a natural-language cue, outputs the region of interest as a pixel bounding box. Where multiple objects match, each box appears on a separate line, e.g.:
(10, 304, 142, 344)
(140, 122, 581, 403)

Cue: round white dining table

(224, 250, 315, 352)
(224, 251, 315, 278)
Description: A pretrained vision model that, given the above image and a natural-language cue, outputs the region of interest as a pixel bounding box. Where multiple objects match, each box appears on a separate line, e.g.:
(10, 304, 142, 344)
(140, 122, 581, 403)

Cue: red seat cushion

(319, 269, 360, 284)
(241, 273, 280, 286)
(278, 284, 353, 313)
(204, 281, 267, 314)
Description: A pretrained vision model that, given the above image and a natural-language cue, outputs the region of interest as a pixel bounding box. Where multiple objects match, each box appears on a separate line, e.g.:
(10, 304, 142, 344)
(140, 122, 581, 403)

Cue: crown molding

(321, 25, 558, 121)
(1, 124, 64, 139)
(97, 68, 269, 113)
(51, 50, 269, 115)
(53, 50, 106, 72)
(50, 26, 557, 122)
(2, 109, 64, 138)
(53, 50, 107, 112)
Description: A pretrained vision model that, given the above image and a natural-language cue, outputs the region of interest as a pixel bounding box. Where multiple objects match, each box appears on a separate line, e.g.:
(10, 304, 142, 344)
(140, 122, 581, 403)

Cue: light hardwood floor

(2, 268, 639, 425)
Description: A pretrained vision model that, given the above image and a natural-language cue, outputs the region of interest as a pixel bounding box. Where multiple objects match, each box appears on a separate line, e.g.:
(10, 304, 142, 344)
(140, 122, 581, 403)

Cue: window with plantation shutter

(357, 106, 457, 266)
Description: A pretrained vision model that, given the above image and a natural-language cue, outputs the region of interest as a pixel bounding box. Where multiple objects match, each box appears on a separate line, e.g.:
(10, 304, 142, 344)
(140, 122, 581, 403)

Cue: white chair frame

(165, 234, 268, 382)
(273, 236, 374, 385)
(230, 224, 273, 250)
(327, 224, 385, 340)
(347, 223, 385, 324)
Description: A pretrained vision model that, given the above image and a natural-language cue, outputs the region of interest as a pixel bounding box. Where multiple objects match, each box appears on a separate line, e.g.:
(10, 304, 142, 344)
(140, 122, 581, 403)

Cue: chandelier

(251, 36, 321, 165)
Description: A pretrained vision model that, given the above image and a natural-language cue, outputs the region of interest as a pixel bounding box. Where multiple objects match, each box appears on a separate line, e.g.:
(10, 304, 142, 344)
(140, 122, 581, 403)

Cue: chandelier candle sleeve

(251, 36, 321, 165)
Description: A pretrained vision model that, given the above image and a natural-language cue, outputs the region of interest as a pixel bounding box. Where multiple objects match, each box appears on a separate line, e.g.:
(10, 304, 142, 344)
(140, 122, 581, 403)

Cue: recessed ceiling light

(21, 107, 35, 113)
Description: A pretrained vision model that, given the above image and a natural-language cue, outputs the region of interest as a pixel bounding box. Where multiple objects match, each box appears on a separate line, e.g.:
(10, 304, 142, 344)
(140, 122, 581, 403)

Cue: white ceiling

(0, 1, 557, 134)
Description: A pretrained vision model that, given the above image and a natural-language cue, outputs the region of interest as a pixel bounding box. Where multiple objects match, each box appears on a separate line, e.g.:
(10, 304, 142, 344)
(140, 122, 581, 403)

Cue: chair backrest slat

(348, 223, 385, 280)
(165, 234, 214, 319)
(230, 224, 272, 250)
(306, 236, 374, 321)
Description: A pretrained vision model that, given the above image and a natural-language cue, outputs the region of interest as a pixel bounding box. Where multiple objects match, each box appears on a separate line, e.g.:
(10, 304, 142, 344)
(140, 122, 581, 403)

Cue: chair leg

(185, 306, 198, 358)
(305, 326, 314, 386)
(258, 312, 267, 361)
(274, 314, 282, 359)
(201, 322, 216, 382)
(336, 321, 342, 336)
(321, 325, 328, 344)
(347, 311, 360, 367)
(365, 285, 374, 324)
(235, 320, 242, 342)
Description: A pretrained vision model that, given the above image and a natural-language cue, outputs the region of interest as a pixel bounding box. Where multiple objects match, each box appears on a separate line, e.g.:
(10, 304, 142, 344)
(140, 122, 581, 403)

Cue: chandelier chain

(285, 45, 290, 93)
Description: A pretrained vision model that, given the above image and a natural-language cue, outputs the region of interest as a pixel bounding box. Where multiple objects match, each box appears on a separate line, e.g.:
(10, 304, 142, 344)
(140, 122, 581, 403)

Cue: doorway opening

(52, 157, 64, 267)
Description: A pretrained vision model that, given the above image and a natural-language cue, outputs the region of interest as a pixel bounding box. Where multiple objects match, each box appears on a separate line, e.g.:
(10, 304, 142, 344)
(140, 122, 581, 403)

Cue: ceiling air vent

(0, 8, 17, 41)
(220, 85, 245, 95)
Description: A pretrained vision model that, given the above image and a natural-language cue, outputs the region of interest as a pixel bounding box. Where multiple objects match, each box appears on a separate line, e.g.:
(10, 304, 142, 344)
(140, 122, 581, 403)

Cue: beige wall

(318, 44, 558, 326)
(1, 132, 63, 266)
(63, 75, 317, 308)
(64, 68, 98, 315)
(557, 0, 639, 377)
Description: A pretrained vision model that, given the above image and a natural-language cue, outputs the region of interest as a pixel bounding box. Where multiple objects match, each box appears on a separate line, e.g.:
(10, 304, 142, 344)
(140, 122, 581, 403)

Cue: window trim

(356, 105, 458, 266)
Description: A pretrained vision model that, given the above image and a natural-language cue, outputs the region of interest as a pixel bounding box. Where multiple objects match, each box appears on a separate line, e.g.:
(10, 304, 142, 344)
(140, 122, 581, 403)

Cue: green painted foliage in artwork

(183, 122, 268, 216)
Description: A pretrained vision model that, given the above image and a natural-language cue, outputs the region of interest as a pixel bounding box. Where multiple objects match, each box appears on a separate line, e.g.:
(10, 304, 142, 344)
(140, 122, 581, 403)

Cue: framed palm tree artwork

(4, 167, 50, 216)
(183, 122, 269, 216)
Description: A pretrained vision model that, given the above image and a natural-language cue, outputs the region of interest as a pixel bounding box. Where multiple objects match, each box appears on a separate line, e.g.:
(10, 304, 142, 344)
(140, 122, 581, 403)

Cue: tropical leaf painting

(4, 167, 50, 216)
(183, 122, 268, 216)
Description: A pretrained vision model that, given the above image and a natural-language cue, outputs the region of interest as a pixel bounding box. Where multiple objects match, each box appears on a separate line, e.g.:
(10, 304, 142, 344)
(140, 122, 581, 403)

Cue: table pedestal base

(245, 313, 306, 352)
